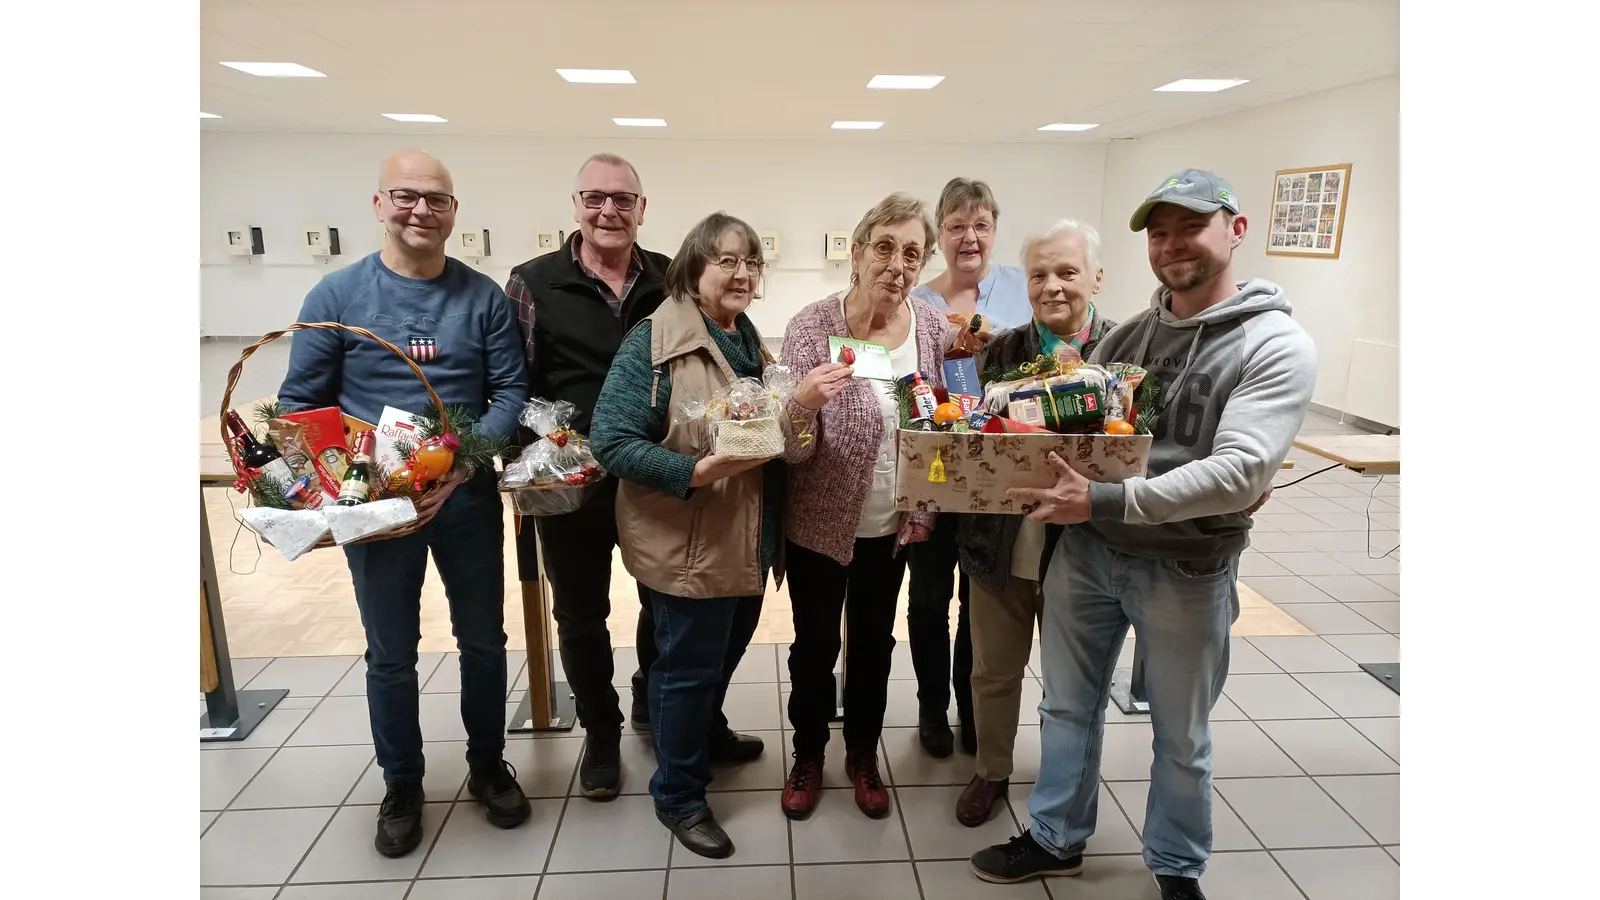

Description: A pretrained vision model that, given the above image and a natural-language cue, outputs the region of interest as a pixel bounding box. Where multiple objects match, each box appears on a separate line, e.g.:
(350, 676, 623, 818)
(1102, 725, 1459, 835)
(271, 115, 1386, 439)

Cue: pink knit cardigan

(780, 292, 949, 566)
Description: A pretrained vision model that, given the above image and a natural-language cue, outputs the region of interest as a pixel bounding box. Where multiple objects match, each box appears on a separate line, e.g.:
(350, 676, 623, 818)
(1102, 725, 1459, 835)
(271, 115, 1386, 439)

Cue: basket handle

(218, 322, 449, 462)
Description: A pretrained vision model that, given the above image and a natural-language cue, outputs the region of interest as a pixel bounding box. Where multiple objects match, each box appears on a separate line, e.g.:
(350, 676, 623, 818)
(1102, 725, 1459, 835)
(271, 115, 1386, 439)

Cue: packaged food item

(1008, 381, 1107, 434)
(284, 474, 325, 510)
(263, 418, 313, 477)
(978, 415, 1052, 435)
(942, 357, 983, 400)
(898, 371, 940, 421)
(279, 406, 353, 496)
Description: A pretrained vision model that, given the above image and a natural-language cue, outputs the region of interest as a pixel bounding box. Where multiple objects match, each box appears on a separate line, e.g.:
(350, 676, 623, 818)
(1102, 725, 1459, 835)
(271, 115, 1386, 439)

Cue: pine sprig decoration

(1132, 377, 1162, 436)
(391, 436, 417, 464)
(893, 377, 915, 429)
(252, 399, 287, 424)
(249, 474, 293, 510)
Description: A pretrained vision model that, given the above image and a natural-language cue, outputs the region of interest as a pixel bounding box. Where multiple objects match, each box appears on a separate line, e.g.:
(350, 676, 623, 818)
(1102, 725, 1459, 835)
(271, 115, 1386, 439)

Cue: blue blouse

(910, 263, 1033, 332)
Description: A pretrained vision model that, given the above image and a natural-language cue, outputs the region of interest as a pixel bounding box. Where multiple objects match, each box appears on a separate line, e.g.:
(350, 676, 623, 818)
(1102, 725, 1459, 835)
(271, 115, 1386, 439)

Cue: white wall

(200, 134, 1108, 340)
(1097, 76, 1399, 424)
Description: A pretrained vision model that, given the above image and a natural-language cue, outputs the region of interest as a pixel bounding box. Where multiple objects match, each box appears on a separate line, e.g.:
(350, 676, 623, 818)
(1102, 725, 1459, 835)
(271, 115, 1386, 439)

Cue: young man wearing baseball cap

(968, 169, 1318, 900)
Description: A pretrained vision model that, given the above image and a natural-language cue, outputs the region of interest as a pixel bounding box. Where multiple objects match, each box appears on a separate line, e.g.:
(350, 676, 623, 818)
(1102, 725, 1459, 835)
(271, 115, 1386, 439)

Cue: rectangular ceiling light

(557, 68, 636, 84)
(868, 74, 945, 90)
(1038, 122, 1098, 132)
(200, 112, 221, 119)
(832, 121, 884, 130)
(1153, 78, 1249, 92)
(219, 61, 327, 78)
(383, 113, 448, 122)
(613, 117, 666, 127)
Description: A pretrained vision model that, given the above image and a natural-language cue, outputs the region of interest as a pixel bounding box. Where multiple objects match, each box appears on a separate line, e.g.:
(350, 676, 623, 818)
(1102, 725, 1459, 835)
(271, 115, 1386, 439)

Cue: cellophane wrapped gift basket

(675, 364, 798, 460)
(497, 398, 606, 516)
(219, 322, 506, 560)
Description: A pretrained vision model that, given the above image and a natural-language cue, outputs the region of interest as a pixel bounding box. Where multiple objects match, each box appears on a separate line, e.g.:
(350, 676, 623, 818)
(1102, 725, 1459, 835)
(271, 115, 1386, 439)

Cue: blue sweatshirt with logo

(277, 253, 527, 439)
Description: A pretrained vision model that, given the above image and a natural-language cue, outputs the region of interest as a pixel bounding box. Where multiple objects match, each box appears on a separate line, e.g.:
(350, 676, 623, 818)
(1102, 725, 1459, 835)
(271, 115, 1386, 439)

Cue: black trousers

(522, 476, 655, 734)
(906, 514, 973, 722)
(785, 535, 907, 758)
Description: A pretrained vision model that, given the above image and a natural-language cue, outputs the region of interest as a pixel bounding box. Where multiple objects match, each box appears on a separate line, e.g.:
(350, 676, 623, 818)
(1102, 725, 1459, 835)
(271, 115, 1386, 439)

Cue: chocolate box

(894, 429, 1152, 515)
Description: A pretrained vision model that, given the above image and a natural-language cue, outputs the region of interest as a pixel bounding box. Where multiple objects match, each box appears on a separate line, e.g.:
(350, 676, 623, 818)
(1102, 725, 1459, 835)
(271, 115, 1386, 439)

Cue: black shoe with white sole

(970, 831, 1083, 884)
(578, 731, 622, 800)
(373, 781, 425, 858)
(1155, 874, 1208, 900)
(466, 759, 532, 828)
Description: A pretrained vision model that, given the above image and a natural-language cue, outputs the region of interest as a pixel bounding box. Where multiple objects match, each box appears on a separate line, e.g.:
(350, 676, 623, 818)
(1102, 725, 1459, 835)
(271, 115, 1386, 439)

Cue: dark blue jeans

(344, 473, 507, 783)
(647, 588, 762, 819)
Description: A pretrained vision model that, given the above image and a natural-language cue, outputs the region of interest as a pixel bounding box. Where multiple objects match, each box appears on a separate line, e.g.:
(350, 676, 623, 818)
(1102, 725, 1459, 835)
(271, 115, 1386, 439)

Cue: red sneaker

(781, 755, 825, 820)
(845, 752, 891, 819)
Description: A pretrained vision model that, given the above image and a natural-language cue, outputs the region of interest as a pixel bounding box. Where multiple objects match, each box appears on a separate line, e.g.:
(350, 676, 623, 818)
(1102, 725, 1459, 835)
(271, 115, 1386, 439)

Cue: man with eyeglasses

(278, 148, 531, 858)
(504, 153, 767, 801)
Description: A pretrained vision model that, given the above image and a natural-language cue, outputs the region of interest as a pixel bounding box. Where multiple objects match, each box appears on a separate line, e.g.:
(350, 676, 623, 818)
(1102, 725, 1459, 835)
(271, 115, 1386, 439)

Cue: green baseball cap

(1129, 169, 1240, 231)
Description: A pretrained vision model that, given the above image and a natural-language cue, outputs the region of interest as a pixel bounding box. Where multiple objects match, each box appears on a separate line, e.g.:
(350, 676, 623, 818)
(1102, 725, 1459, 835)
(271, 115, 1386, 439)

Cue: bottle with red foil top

(897, 371, 940, 422)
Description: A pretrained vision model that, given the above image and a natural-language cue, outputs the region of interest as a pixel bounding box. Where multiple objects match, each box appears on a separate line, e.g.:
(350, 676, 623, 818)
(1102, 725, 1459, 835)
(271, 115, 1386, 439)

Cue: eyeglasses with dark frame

(383, 189, 456, 212)
(577, 190, 641, 211)
(867, 238, 926, 270)
(712, 255, 766, 275)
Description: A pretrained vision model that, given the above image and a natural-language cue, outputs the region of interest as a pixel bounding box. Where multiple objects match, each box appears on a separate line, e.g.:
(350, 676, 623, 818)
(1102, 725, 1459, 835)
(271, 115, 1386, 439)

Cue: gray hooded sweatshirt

(1084, 278, 1317, 561)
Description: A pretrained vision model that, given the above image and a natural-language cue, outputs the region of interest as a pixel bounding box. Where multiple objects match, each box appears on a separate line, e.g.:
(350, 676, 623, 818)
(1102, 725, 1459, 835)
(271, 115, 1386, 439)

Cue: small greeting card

(827, 336, 894, 381)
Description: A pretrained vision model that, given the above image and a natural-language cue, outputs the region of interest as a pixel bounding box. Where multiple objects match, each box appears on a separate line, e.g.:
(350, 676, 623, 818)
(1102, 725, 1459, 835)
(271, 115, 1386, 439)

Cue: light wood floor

(204, 486, 1307, 659)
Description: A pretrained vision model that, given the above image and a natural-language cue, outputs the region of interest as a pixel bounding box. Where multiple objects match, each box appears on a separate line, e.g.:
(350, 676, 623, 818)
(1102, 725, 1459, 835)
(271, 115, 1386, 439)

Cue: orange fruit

(933, 402, 963, 425)
(1104, 419, 1135, 435)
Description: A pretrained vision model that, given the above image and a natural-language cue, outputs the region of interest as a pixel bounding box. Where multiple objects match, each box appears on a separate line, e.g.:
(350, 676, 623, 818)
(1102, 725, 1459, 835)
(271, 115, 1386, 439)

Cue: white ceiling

(200, 0, 1397, 142)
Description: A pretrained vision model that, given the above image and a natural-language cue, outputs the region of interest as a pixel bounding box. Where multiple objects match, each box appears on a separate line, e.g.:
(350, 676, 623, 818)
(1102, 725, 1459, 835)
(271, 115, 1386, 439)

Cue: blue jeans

(344, 474, 508, 782)
(1028, 526, 1238, 879)
(647, 589, 762, 819)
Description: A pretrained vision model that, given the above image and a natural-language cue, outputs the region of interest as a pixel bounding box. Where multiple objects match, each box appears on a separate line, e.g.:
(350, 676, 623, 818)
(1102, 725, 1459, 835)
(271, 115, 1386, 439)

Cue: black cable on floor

(1272, 461, 1344, 490)
(1366, 474, 1400, 560)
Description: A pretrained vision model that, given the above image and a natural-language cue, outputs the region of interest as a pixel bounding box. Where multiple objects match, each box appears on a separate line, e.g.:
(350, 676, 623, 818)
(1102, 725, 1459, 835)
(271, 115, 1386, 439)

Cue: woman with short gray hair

(904, 176, 1036, 762)
(777, 192, 948, 822)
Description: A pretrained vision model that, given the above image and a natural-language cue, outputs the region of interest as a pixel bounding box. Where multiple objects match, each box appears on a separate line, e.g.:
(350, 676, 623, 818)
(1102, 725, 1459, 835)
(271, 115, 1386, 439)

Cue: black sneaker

(373, 780, 425, 858)
(1155, 874, 1208, 900)
(970, 831, 1083, 884)
(710, 729, 765, 765)
(918, 709, 954, 759)
(466, 759, 532, 829)
(578, 731, 622, 800)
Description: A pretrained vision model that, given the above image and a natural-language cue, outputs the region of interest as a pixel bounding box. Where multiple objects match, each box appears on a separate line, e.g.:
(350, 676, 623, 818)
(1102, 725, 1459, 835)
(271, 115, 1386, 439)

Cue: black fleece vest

(510, 235, 667, 435)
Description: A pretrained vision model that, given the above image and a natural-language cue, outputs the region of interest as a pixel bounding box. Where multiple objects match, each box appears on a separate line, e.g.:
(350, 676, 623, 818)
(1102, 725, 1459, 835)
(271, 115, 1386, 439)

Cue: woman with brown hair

(590, 211, 842, 858)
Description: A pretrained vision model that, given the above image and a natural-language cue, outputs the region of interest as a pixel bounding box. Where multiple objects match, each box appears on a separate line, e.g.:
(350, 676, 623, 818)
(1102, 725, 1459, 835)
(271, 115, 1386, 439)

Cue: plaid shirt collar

(571, 233, 644, 306)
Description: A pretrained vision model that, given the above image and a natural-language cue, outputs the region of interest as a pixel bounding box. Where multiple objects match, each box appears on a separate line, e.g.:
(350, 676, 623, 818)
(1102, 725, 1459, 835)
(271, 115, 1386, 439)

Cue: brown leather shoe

(956, 774, 1009, 827)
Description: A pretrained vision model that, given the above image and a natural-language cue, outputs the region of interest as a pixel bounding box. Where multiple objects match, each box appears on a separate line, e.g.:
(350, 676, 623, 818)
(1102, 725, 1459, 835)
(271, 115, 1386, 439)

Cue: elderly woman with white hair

(951, 218, 1118, 828)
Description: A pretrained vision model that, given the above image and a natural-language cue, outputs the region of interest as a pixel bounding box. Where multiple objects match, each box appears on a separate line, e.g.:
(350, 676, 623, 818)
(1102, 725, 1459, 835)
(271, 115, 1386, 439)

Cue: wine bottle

(337, 430, 377, 506)
(227, 410, 296, 489)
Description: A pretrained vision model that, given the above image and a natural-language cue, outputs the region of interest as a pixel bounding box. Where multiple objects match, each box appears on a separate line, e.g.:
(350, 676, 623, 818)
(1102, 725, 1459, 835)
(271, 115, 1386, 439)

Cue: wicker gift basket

(219, 322, 457, 553)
